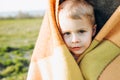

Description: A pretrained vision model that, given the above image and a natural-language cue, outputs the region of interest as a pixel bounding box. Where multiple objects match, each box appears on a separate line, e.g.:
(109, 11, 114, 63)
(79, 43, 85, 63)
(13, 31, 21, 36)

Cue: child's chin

(72, 51, 83, 56)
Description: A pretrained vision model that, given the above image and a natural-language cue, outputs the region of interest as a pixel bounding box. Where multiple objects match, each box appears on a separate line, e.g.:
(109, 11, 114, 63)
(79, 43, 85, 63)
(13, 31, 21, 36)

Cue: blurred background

(0, 0, 47, 80)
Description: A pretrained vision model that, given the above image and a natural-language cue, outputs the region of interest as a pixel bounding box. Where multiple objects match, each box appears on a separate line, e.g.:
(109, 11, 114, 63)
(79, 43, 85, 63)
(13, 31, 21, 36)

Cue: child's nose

(72, 34, 80, 43)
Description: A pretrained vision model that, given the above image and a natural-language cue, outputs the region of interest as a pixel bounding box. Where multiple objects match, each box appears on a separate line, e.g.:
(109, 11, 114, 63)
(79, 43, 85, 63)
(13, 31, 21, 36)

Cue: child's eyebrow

(62, 30, 70, 33)
(77, 27, 88, 30)
(76, 29, 86, 32)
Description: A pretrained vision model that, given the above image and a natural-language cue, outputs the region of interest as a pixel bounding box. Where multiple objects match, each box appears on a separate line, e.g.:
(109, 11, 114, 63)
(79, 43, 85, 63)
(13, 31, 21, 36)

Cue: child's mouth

(71, 47, 81, 51)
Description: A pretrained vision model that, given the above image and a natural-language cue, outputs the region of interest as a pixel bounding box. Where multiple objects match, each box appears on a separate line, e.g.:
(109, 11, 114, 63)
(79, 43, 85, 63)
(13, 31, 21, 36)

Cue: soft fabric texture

(27, 0, 120, 80)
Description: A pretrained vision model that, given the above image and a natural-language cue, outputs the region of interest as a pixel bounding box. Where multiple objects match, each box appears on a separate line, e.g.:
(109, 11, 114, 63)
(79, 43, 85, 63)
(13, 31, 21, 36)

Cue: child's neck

(73, 54, 80, 61)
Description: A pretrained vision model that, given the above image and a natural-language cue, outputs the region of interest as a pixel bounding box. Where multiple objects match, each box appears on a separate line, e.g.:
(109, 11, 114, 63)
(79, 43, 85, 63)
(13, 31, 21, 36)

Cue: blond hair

(59, 0, 95, 25)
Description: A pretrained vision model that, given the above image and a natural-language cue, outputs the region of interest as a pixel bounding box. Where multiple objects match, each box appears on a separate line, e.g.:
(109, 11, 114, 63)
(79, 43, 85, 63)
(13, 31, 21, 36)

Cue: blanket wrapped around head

(27, 0, 120, 80)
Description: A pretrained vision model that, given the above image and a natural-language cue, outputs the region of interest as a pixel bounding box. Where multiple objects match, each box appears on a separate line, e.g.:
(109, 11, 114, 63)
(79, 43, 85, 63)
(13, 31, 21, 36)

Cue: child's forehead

(59, 16, 93, 30)
(59, 14, 93, 26)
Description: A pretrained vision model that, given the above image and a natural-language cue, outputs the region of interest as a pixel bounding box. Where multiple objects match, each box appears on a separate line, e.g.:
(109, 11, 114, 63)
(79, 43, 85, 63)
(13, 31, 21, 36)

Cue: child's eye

(79, 30, 86, 33)
(63, 32, 70, 36)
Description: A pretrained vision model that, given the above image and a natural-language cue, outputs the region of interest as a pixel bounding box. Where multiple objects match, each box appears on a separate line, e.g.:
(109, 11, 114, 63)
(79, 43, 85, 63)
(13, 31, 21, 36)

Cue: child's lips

(71, 47, 81, 51)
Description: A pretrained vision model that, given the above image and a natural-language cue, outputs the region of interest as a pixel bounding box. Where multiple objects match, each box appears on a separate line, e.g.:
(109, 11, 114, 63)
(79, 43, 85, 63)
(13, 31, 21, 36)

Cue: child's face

(59, 16, 95, 57)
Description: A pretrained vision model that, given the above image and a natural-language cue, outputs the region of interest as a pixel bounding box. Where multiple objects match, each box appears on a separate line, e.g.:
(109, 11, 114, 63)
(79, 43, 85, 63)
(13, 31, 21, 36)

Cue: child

(27, 0, 97, 80)
(58, 0, 96, 61)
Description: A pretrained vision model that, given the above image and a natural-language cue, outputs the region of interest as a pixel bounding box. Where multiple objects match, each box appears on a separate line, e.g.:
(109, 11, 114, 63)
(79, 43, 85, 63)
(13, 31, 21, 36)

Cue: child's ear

(92, 24, 97, 36)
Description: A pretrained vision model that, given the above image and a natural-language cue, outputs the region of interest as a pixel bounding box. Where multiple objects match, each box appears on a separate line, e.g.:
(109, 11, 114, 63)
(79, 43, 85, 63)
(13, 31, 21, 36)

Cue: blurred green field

(0, 18, 43, 80)
(0, 18, 42, 47)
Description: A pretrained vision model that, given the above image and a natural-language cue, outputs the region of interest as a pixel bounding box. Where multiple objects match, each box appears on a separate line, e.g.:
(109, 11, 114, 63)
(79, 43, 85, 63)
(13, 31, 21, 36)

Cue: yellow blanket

(27, 0, 120, 80)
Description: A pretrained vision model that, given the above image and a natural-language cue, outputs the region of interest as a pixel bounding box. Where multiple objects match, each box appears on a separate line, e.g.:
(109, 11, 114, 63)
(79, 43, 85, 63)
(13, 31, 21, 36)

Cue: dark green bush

(0, 45, 33, 80)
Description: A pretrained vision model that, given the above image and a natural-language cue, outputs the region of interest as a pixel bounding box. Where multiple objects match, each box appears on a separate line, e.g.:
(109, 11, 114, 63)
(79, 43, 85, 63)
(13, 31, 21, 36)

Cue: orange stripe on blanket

(48, 0, 64, 47)
(105, 22, 120, 47)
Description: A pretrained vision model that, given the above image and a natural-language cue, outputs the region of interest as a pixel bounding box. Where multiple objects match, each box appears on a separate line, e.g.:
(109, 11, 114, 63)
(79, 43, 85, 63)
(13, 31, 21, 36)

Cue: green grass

(0, 18, 42, 47)
(0, 18, 43, 80)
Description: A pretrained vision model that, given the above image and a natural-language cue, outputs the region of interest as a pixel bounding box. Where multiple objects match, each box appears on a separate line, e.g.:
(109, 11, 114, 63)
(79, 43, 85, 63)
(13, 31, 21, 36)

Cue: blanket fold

(27, 0, 120, 80)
